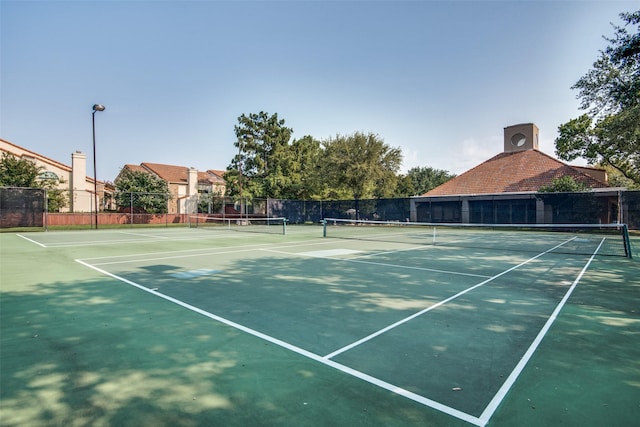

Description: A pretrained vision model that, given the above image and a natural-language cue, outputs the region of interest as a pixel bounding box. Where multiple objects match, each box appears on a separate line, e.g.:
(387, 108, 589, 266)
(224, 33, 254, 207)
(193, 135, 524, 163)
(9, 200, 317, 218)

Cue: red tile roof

(122, 164, 150, 174)
(122, 163, 226, 186)
(207, 170, 227, 180)
(423, 149, 608, 196)
(198, 171, 225, 185)
(141, 162, 188, 183)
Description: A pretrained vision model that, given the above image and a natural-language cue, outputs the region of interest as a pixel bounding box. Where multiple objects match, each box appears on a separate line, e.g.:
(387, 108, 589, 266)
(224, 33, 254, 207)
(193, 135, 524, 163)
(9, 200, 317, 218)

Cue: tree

(0, 152, 43, 187)
(40, 177, 68, 212)
(0, 152, 68, 212)
(393, 174, 415, 197)
(555, 10, 640, 187)
(599, 163, 639, 188)
(538, 176, 589, 193)
(322, 132, 402, 212)
(226, 111, 294, 199)
(114, 169, 171, 213)
(274, 135, 324, 200)
(401, 166, 456, 196)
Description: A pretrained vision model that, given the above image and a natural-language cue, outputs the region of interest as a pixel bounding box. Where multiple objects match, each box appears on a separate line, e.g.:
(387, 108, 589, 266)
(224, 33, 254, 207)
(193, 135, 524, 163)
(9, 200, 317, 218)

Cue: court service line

(41, 233, 245, 248)
(82, 238, 349, 265)
(74, 258, 483, 426)
(29, 228, 251, 248)
(16, 233, 47, 248)
(117, 231, 168, 239)
(323, 236, 578, 360)
(345, 244, 435, 259)
(476, 237, 605, 426)
(261, 248, 491, 278)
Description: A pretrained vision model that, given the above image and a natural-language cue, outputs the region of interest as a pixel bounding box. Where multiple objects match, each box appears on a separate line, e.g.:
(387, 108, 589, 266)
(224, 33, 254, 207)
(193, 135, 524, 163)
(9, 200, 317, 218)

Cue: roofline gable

(423, 148, 609, 196)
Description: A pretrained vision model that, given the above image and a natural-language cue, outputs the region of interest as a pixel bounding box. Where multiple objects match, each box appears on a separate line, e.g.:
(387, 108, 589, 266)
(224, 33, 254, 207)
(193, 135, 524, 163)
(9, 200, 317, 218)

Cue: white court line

(74, 258, 482, 426)
(42, 234, 243, 248)
(261, 248, 491, 279)
(346, 244, 431, 259)
(78, 240, 287, 261)
(323, 236, 578, 360)
(476, 237, 605, 426)
(90, 245, 277, 266)
(16, 233, 47, 248)
(74, 234, 587, 426)
(30, 228, 248, 248)
(81, 238, 346, 265)
(117, 231, 168, 239)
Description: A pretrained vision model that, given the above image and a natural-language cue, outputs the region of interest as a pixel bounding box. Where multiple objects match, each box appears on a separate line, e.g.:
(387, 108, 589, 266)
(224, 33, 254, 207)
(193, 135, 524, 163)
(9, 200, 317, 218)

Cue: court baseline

(72, 235, 597, 426)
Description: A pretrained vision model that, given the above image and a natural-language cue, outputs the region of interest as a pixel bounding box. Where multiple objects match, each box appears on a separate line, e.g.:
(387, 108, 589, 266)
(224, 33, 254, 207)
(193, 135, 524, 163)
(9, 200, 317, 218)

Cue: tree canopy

(538, 176, 589, 193)
(226, 111, 294, 199)
(555, 10, 640, 188)
(114, 168, 171, 213)
(0, 152, 43, 187)
(224, 112, 453, 201)
(322, 132, 403, 200)
(0, 152, 68, 212)
(397, 166, 455, 196)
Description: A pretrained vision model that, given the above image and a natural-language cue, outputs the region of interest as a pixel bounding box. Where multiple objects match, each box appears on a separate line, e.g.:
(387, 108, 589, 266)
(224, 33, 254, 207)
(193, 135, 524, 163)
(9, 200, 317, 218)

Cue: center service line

(74, 258, 482, 426)
(323, 236, 577, 360)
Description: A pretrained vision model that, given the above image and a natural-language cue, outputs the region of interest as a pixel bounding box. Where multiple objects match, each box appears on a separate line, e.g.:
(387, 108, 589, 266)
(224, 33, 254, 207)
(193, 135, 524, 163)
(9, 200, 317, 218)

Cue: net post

(321, 219, 327, 237)
(283, 218, 287, 235)
(622, 224, 632, 259)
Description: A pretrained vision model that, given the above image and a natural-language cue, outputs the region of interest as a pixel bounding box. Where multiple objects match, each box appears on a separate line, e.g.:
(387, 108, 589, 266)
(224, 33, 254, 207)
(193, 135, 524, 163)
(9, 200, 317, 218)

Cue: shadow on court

(0, 276, 460, 427)
(1, 231, 638, 426)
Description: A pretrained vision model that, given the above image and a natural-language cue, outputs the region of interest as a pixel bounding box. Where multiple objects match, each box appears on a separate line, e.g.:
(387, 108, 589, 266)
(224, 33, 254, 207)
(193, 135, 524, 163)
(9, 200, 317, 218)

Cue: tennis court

(1, 223, 638, 426)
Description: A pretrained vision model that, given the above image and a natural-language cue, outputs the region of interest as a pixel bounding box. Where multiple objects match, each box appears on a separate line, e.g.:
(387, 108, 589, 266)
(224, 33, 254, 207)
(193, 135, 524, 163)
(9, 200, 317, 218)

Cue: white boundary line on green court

(261, 247, 491, 278)
(117, 231, 169, 239)
(30, 233, 243, 248)
(476, 237, 605, 425)
(74, 257, 482, 426)
(323, 236, 578, 359)
(73, 234, 596, 427)
(16, 233, 47, 247)
(81, 238, 350, 266)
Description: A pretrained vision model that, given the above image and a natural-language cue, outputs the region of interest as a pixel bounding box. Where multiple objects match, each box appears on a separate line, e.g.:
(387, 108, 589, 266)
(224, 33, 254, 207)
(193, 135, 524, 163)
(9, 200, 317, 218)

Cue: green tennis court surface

(1, 226, 638, 426)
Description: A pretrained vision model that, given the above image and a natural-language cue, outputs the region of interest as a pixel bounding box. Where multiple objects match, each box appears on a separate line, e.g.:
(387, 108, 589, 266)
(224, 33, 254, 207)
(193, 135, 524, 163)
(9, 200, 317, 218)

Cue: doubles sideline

(73, 235, 602, 426)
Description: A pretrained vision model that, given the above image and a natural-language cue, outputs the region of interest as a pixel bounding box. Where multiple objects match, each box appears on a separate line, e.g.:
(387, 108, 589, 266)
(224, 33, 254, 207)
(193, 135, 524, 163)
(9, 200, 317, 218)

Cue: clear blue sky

(1, 0, 635, 183)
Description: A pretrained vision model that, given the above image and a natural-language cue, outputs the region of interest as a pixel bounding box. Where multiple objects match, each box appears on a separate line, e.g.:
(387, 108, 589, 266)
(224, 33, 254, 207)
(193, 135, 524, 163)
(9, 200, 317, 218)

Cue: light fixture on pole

(92, 104, 105, 229)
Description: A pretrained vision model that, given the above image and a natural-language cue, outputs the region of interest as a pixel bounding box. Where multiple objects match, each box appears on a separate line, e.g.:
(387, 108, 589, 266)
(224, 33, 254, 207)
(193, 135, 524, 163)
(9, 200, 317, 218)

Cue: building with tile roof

(0, 137, 111, 213)
(117, 163, 225, 214)
(411, 123, 622, 224)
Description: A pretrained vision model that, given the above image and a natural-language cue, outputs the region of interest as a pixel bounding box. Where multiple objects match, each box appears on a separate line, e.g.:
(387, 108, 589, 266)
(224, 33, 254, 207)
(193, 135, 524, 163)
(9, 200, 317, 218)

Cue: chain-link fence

(0, 187, 45, 228)
(623, 191, 640, 229)
(198, 197, 412, 223)
(3, 188, 640, 230)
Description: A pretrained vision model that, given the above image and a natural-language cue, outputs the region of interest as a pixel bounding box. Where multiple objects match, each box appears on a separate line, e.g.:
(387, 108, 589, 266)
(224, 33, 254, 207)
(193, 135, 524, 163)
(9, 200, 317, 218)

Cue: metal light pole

(92, 104, 105, 229)
(238, 137, 244, 219)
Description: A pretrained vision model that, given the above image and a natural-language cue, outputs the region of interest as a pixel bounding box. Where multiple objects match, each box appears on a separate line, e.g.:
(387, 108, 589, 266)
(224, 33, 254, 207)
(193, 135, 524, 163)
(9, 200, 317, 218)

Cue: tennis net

(188, 216, 288, 235)
(322, 218, 633, 258)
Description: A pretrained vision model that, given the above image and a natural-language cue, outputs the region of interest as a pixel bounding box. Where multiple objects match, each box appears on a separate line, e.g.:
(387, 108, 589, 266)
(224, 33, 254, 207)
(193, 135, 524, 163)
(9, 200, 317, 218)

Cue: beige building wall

(0, 138, 104, 213)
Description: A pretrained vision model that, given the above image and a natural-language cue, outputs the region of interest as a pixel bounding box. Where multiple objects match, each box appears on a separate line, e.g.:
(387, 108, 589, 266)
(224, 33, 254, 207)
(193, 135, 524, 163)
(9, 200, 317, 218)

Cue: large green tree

(0, 152, 43, 186)
(322, 132, 403, 206)
(273, 135, 324, 200)
(114, 168, 171, 213)
(399, 166, 456, 196)
(555, 10, 640, 188)
(226, 111, 294, 199)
